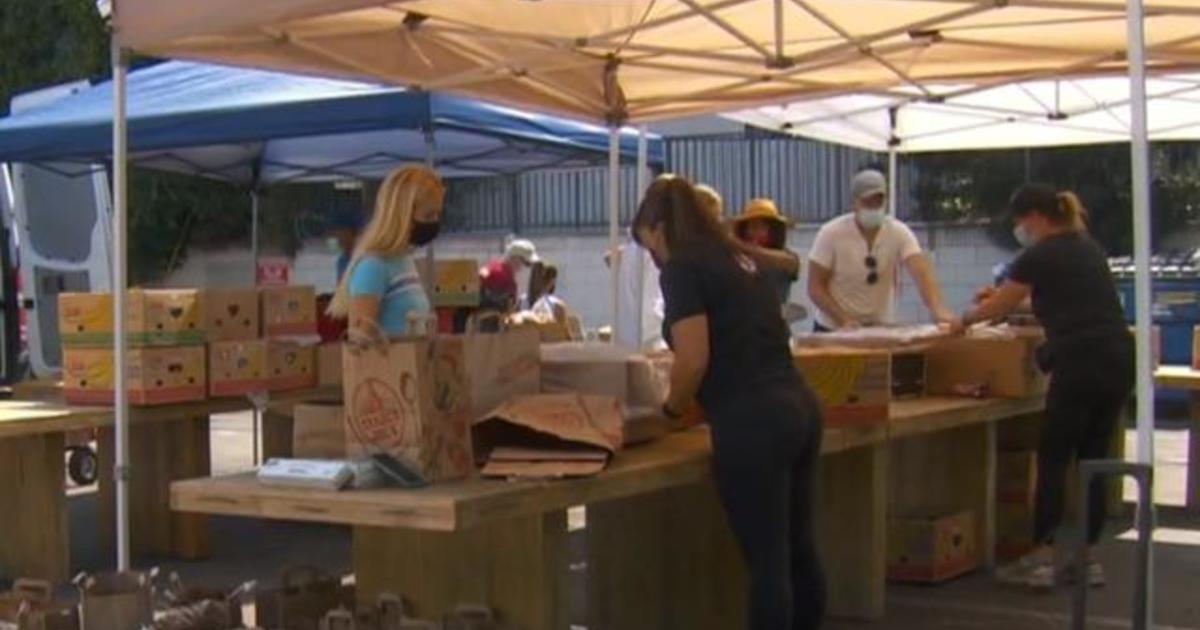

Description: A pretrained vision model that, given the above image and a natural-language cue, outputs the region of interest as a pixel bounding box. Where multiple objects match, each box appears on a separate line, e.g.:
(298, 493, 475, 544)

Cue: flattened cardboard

(474, 394, 624, 479)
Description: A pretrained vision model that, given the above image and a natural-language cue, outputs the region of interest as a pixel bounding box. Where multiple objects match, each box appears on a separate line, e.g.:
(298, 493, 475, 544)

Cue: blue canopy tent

(0, 60, 663, 182)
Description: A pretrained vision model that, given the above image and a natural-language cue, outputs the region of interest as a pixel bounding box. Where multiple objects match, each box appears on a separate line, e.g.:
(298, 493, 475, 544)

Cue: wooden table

(0, 385, 340, 583)
(173, 395, 1042, 628)
(1154, 365, 1200, 509)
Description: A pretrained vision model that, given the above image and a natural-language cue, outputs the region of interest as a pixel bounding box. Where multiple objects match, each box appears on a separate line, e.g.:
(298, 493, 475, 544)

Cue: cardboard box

(890, 350, 926, 399)
(260, 286, 318, 338)
(540, 343, 664, 408)
(267, 340, 317, 391)
(317, 342, 343, 387)
(208, 339, 268, 398)
(204, 288, 260, 342)
(996, 501, 1035, 562)
(997, 450, 1037, 506)
(292, 402, 346, 459)
(925, 336, 1046, 399)
(63, 346, 206, 406)
(792, 347, 890, 427)
(59, 289, 205, 347)
(418, 258, 481, 307)
(887, 510, 978, 583)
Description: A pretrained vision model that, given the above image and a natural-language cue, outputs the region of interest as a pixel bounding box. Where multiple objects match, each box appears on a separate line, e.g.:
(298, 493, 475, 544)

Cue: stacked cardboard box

(792, 347, 891, 427)
(887, 510, 978, 583)
(206, 289, 266, 398)
(260, 286, 319, 392)
(925, 330, 1047, 398)
(59, 290, 208, 406)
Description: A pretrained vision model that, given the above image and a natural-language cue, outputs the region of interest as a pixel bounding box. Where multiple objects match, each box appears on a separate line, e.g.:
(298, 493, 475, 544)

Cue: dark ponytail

(1010, 183, 1089, 232)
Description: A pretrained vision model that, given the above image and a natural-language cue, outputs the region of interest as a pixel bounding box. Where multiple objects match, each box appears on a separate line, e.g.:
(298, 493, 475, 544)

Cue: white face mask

(856, 207, 885, 230)
(1013, 223, 1035, 248)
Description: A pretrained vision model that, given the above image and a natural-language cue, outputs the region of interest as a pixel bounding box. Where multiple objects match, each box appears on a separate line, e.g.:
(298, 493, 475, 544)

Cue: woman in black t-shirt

(634, 177, 826, 630)
(955, 184, 1133, 591)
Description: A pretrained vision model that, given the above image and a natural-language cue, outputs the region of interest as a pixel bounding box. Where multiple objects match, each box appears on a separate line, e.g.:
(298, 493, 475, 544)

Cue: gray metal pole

(110, 33, 131, 571)
(608, 128, 621, 341)
(635, 126, 649, 348)
(1126, 1, 1156, 626)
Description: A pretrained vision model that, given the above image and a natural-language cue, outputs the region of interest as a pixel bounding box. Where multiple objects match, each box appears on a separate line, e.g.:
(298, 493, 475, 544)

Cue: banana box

(887, 510, 978, 583)
(204, 288, 260, 342)
(208, 339, 269, 398)
(792, 347, 890, 427)
(59, 290, 205, 348)
(417, 259, 481, 307)
(267, 340, 317, 392)
(63, 346, 207, 406)
(260, 286, 318, 338)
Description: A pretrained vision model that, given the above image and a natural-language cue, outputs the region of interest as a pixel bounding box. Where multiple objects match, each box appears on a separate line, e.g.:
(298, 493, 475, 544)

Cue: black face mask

(410, 220, 441, 246)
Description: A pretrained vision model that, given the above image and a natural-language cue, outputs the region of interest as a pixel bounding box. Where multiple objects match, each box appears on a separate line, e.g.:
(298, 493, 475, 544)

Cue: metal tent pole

(110, 32, 131, 572)
(608, 128, 621, 340)
(249, 189, 261, 465)
(634, 126, 649, 348)
(887, 107, 899, 215)
(1126, 0, 1156, 627)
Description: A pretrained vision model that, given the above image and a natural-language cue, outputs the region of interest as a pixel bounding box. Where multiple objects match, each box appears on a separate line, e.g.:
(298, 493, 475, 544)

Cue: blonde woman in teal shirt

(328, 165, 445, 338)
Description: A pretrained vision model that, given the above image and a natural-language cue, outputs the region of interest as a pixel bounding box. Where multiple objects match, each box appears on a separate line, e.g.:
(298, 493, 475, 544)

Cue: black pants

(1034, 335, 1134, 546)
(708, 383, 826, 630)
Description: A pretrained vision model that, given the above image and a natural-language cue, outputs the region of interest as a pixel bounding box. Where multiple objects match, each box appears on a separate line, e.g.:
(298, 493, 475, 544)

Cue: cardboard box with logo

(204, 288, 260, 342)
(59, 289, 205, 347)
(261, 286, 318, 338)
(63, 346, 207, 406)
(887, 510, 977, 583)
(417, 259, 481, 308)
(292, 402, 346, 459)
(925, 333, 1046, 398)
(267, 340, 317, 391)
(208, 339, 268, 398)
(792, 347, 891, 427)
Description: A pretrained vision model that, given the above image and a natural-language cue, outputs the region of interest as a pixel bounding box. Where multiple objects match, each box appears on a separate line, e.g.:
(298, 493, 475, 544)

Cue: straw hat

(733, 198, 789, 226)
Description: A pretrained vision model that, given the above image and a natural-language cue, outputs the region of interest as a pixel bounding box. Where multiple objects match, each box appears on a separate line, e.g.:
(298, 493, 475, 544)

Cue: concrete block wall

(163, 221, 1018, 330)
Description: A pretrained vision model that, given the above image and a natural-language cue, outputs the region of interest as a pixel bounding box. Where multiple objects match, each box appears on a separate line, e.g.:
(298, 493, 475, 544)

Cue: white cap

(851, 169, 887, 201)
(505, 239, 540, 265)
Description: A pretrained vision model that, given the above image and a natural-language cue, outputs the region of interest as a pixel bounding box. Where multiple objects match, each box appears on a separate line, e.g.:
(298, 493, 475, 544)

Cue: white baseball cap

(505, 239, 540, 265)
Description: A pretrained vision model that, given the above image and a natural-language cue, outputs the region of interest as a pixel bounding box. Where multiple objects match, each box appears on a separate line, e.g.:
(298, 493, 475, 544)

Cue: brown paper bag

(474, 394, 624, 479)
(255, 566, 342, 630)
(461, 316, 541, 419)
(76, 570, 154, 630)
(342, 333, 474, 483)
(0, 579, 78, 630)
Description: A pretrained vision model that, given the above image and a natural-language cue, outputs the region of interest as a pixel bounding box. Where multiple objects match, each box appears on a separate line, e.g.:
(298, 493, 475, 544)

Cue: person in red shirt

(480, 239, 539, 315)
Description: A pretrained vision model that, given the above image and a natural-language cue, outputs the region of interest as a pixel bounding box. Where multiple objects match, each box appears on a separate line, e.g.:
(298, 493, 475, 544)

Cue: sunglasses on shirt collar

(865, 255, 878, 285)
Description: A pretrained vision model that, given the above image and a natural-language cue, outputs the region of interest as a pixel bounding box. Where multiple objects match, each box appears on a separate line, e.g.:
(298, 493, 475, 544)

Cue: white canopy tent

(725, 73, 1200, 152)
(105, 3, 1165, 620)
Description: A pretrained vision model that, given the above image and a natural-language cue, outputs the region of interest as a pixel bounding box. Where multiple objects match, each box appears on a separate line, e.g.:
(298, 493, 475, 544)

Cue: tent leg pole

(424, 130, 437, 297)
(1127, 1, 1156, 627)
(110, 35, 131, 572)
(635, 126, 649, 348)
(608, 128, 620, 342)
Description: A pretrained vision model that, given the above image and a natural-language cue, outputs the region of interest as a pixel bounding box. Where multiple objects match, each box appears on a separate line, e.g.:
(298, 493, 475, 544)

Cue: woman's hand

(974, 285, 998, 304)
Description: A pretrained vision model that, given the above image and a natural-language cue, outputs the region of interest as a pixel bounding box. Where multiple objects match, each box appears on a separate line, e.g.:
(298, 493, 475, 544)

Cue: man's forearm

(810, 283, 851, 327)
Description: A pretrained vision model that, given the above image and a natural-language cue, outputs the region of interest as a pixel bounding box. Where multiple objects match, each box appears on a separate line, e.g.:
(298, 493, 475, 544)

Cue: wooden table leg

(819, 442, 886, 620)
(586, 483, 746, 630)
(353, 511, 569, 630)
(98, 416, 211, 561)
(889, 423, 994, 572)
(0, 433, 68, 582)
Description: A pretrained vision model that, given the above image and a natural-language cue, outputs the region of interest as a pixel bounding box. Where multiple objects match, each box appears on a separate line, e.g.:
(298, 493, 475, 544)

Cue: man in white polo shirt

(808, 169, 953, 331)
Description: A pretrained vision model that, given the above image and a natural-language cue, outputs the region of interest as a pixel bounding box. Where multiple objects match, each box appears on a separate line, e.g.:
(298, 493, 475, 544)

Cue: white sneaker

(995, 555, 1057, 591)
(1063, 561, 1107, 588)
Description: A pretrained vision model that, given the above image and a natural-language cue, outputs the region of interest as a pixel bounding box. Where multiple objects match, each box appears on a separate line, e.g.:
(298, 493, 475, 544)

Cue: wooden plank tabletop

(1155, 365, 1200, 390)
(172, 395, 1040, 532)
(0, 386, 343, 439)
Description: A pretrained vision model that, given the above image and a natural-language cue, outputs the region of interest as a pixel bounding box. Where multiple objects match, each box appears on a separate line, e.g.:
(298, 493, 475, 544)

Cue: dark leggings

(709, 385, 826, 630)
(1034, 337, 1134, 546)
